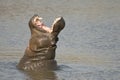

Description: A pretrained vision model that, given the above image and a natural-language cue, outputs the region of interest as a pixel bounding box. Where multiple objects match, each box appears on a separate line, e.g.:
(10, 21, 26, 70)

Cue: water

(0, 0, 120, 80)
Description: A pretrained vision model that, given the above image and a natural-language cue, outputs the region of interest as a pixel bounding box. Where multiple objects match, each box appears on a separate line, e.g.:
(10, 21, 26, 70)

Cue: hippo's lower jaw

(17, 59, 57, 71)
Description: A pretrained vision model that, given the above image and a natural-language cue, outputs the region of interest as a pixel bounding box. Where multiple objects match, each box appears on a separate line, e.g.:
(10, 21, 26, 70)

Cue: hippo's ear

(51, 17, 65, 36)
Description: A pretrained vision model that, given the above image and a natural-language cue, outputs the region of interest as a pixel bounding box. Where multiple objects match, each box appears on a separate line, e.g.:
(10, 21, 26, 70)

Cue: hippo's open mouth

(33, 15, 62, 29)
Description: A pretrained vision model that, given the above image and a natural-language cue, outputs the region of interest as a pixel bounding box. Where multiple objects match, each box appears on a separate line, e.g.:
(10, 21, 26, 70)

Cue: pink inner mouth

(34, 17, 52, 33)
(36, 21, 45, 28)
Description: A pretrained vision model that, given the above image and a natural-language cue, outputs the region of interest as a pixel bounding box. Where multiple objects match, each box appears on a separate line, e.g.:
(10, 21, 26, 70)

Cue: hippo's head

(28, 14, 65, 36)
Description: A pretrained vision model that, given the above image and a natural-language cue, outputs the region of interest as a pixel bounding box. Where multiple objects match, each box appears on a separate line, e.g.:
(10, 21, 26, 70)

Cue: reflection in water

(25, 71, 57, 80)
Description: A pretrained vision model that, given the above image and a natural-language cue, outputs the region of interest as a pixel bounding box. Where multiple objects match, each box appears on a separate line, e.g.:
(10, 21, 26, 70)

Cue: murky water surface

(0, 0, 120, 80)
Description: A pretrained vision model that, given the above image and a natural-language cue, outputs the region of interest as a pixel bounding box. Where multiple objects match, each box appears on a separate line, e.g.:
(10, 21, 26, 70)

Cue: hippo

(17, 15, 65, 71)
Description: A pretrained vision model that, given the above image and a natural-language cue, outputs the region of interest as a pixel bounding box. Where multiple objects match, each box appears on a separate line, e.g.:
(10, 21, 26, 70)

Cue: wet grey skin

(17, 15, 65, 71)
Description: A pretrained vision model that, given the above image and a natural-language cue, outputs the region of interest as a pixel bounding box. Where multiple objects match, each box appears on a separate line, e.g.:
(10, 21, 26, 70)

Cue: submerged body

(17, 15, 65, 71)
